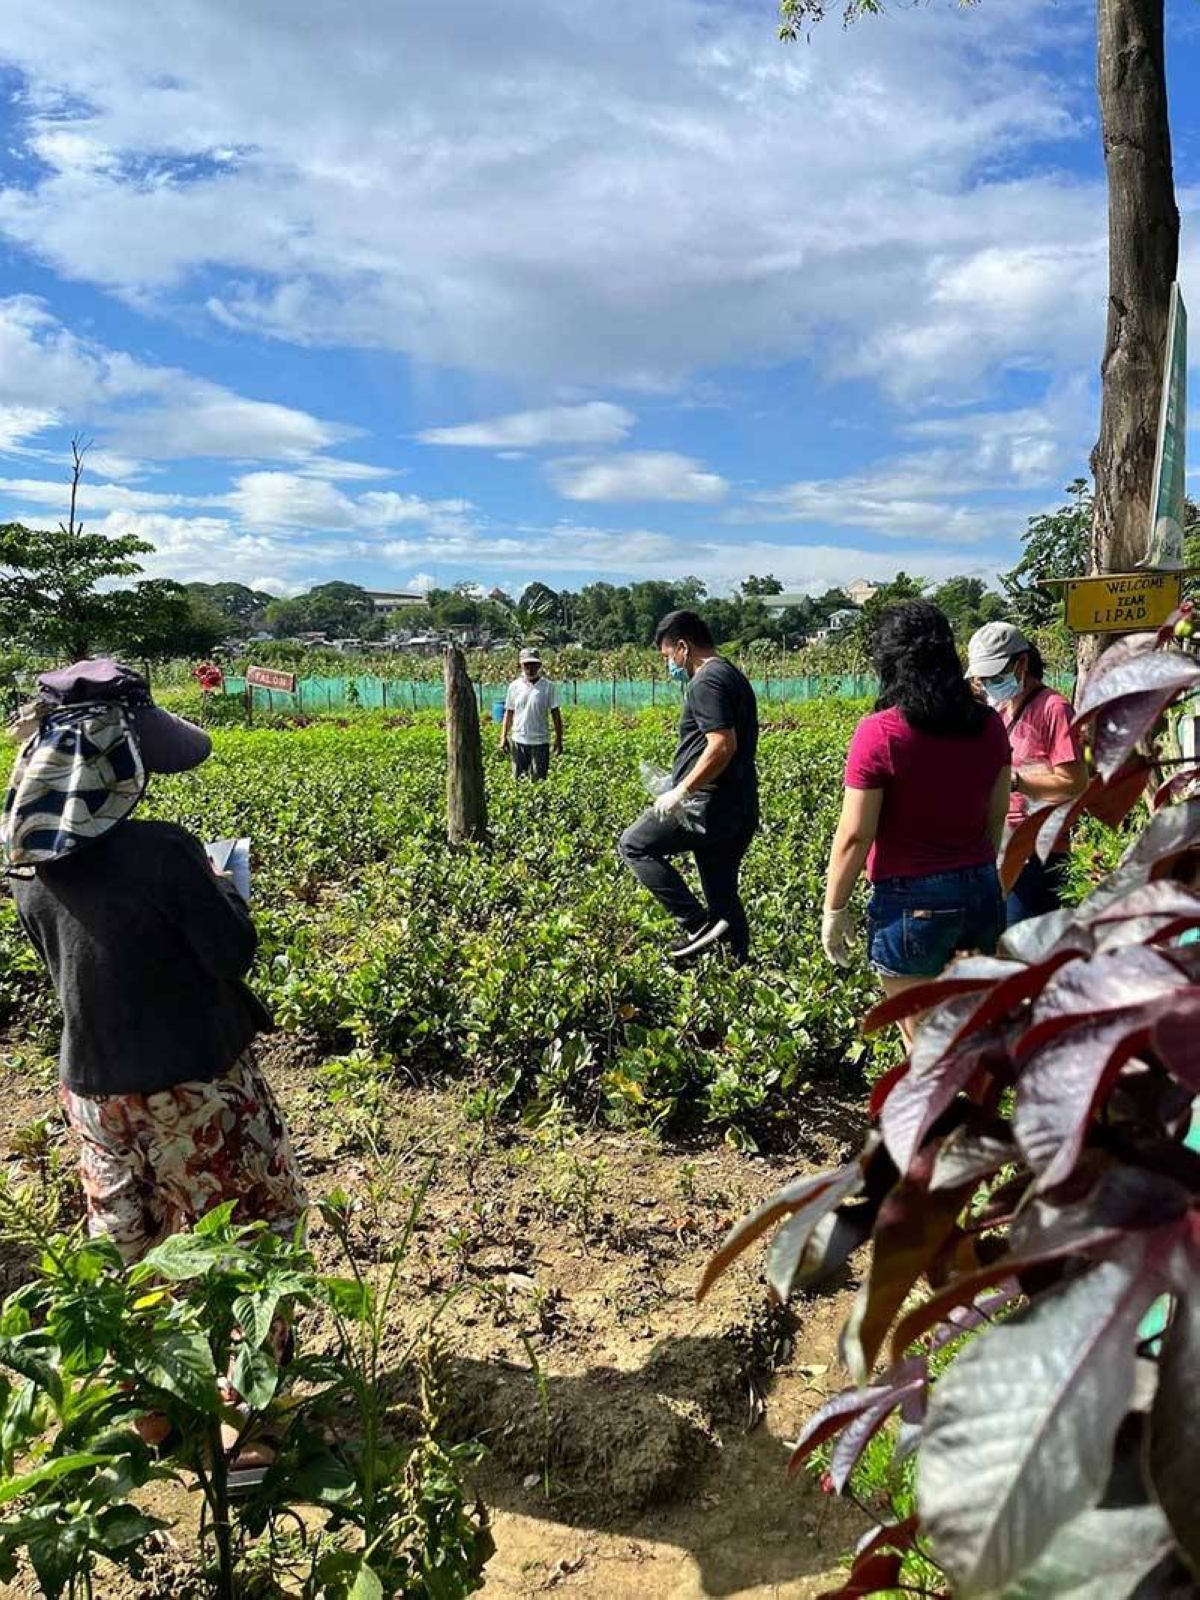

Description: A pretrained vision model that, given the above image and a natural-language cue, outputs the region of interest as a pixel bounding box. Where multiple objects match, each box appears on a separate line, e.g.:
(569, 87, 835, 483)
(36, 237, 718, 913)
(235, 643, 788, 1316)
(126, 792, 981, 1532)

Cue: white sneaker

(668, 918, 731, 963)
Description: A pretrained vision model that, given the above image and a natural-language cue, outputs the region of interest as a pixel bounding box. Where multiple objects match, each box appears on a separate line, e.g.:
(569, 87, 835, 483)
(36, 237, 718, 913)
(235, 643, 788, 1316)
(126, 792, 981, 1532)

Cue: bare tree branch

(64, 433, 92, 541)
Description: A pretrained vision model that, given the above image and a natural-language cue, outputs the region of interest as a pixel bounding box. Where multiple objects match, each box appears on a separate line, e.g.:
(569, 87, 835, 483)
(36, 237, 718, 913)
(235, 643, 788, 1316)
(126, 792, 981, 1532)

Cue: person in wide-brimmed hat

(3, 660, 305, 1488)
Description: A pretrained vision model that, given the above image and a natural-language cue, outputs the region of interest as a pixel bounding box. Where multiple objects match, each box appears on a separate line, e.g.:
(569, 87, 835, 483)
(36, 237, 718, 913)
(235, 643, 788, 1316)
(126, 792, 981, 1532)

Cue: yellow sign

(1064, 571, 1182, 634)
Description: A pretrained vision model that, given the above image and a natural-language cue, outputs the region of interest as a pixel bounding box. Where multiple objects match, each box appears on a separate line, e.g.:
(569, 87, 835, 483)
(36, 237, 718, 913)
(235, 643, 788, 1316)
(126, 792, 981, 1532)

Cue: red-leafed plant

(700, 608, 1200, 1599)
(193, 659, 225, 693)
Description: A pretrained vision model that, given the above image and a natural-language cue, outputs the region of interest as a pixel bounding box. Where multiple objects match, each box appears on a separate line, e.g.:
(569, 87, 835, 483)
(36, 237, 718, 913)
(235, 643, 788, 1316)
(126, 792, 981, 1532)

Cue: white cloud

(0, 295, 357, 464)
(739, 379, 1097, 544)
(21, 489, 1007, 603)
(742, 477, 1013, 546)
(0, 475, 193, 515)
(81, 511, 303, 590)
(547, 450, 728, 503)
(0, 0, 1099, 391)
(289, 458, 396, 481)
(83, 449, 153, 481)
(418, 402, 633, 449)
(224, 470, 477, 539)
(0, 404, 60, 453)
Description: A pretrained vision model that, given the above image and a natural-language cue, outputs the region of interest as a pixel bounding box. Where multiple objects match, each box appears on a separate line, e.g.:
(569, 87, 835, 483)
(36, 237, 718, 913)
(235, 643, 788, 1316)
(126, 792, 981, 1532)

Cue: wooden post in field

(444, 645, 488, 845)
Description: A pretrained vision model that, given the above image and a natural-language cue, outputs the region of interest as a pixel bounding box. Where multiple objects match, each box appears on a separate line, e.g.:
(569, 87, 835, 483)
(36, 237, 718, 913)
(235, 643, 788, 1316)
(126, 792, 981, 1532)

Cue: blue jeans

(867, 863, 1004, 979)
(1006, 852, 1068, 927)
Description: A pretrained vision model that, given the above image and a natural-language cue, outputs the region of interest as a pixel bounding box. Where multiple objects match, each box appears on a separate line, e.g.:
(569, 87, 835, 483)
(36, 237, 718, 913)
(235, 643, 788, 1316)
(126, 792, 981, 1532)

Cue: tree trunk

(444, 645, 488, 845)
(1081, 0, 1179, 676)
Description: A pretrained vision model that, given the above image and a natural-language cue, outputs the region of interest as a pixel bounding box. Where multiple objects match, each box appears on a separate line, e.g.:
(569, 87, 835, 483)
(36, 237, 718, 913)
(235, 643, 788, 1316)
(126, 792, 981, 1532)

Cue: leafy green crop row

(1, 706, 884, 1141)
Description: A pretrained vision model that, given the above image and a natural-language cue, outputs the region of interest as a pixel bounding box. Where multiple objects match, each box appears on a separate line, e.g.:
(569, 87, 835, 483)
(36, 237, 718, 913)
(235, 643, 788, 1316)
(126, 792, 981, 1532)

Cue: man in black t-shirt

(618, 610, 759, 963)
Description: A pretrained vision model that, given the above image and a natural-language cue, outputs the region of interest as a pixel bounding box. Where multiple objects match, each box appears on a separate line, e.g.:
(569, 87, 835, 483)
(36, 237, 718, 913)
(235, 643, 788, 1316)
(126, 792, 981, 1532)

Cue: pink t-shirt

(1005, 686, 1082, 828)
(845, 706, 1011, 881)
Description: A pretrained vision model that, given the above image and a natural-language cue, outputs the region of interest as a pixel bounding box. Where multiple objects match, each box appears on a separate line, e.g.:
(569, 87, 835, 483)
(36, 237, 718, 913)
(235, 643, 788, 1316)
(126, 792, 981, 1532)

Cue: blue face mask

(667, 656, 689, 684)
(983, 673, 1019, 708)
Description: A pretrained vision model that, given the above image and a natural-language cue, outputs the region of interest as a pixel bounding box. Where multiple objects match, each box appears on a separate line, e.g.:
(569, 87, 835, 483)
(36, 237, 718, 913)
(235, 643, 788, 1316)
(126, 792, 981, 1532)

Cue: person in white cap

(500, 647, 563, 780)
(965, 621, 1087, 924)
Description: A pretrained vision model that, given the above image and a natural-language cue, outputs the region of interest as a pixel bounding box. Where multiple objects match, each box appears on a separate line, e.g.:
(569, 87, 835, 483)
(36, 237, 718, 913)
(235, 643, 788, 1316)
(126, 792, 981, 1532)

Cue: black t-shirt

(11, 819, 272, 1095)
(672, 657, 759, 829)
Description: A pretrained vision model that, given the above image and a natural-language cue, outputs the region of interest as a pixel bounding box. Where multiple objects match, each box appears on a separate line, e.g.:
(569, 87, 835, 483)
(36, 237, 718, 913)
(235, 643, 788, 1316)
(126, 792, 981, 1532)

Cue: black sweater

(11, 819, 272, 1096)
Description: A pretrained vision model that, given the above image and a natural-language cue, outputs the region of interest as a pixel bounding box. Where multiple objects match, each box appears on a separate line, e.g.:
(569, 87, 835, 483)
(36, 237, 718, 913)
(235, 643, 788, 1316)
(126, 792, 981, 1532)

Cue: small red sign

(245, 666, 297, 693)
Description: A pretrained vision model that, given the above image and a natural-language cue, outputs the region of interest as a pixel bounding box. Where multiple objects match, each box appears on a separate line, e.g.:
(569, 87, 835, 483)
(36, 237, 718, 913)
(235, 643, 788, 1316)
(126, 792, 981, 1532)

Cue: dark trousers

(512, 742, 551, 781)
(618, 808, 756, 959)
(1007, 851, 1069, 926)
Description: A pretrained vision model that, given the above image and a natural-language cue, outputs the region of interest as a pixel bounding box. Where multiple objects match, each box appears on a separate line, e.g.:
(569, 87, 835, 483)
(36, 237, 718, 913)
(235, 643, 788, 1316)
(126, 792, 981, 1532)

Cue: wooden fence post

(444, 646, 488, 845)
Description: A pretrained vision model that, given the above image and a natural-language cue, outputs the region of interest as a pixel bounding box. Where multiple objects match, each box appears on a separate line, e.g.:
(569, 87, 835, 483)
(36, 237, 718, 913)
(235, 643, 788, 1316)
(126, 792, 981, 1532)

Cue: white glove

(821, 906, 857, 968)
(652, 782, 690, 819)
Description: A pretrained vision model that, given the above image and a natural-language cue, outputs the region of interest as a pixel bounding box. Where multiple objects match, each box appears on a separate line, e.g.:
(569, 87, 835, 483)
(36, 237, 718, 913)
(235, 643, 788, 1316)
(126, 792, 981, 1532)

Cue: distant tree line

(3, 450, 1196, 669)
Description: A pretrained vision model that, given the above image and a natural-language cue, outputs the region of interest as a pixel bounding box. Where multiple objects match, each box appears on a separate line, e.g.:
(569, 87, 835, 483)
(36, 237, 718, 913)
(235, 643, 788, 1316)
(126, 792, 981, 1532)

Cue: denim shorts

(867, 863, 1004, 979)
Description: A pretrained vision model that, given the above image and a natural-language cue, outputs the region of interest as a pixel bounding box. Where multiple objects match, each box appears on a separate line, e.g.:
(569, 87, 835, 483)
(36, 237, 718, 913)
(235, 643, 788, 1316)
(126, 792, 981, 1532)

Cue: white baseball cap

(518, 647, 542, 665)
(965, 621, 1031, 679)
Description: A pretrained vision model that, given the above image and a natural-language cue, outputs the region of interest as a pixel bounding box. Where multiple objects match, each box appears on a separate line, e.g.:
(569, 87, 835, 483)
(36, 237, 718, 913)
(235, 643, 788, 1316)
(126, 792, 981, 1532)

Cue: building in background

(760, 591, 814, 614)
(367, 590, 427, 616)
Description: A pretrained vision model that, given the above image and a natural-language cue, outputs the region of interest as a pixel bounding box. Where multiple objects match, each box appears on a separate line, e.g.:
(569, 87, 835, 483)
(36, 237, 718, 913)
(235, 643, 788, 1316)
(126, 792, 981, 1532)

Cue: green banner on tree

(1145, 281, 1188, 569)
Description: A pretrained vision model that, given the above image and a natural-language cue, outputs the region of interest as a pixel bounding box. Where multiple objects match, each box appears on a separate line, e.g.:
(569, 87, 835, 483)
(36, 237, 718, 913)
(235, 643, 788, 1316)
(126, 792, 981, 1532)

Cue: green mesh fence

(223, 671, 1075, 716)
(223, 673, 877, 714)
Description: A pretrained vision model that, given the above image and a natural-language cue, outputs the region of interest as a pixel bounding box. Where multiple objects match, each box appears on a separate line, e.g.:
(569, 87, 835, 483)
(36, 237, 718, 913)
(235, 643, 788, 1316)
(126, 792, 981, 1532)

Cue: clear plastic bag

(638, 760, 707, 832)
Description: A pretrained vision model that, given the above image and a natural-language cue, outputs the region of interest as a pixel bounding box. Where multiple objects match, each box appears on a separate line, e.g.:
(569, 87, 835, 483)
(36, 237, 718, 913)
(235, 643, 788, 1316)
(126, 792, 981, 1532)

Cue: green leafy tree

(185, 582, 274, 635)
(422, 582, 483, 631)
(487, 580, 561, 644)
(109, 581, 224, 661)
(860, 571, 929, 637)
(629, 581, 685, 643)
(740, 573, 785, 596)
(265, 581, 377, 640)
(929, 576, 1006, 641)
(1002, 480, 1092, 633)
(572, 582, 638, 649)
(0, 440, 154, 660)
(812, 587, 852, 622)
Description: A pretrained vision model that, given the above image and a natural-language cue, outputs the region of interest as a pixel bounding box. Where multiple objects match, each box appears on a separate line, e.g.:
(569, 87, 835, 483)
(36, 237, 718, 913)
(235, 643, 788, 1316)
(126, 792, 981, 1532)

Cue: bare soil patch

(0, 1034, 869, 1597)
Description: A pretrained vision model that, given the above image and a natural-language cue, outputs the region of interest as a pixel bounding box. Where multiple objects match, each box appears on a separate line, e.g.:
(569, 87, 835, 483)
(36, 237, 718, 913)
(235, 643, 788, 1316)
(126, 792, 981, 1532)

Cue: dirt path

(0, 1039, 870, 1597)
(476, 1348, 863, 1599)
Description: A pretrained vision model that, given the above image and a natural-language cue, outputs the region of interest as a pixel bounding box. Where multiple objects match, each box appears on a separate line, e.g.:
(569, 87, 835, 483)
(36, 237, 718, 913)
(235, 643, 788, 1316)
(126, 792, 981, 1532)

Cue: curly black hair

(872, 600, 988, 737)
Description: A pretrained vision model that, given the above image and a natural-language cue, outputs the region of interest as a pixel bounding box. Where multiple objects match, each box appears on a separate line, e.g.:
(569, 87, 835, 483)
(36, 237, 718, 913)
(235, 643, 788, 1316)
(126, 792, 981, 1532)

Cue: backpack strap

(1004, 682, 1047, 735)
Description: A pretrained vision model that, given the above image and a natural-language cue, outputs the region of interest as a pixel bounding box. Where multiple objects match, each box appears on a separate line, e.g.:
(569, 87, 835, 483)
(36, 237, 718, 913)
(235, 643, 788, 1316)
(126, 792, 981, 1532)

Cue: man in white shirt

(500, 647, 563, 780)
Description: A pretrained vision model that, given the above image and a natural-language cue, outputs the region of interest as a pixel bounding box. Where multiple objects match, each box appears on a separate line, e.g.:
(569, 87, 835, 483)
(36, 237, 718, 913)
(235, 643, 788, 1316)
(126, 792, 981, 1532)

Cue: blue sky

(0, 0, 1197, 599)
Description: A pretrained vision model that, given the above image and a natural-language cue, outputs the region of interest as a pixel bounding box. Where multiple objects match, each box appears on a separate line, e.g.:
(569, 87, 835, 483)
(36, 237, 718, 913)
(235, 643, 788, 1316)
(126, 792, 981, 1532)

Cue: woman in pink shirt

(821, 602, 1012, 1027)
(965, 621, 1087, 925)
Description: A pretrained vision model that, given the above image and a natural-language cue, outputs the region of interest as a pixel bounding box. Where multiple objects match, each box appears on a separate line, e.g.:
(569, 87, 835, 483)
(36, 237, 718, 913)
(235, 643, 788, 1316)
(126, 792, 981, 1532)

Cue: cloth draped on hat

(1, 702, 147, 870)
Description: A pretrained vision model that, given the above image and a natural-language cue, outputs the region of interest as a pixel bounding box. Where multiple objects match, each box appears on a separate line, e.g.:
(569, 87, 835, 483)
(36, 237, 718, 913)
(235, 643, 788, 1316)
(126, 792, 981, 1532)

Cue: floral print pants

(61, 1046, 308, 1264)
